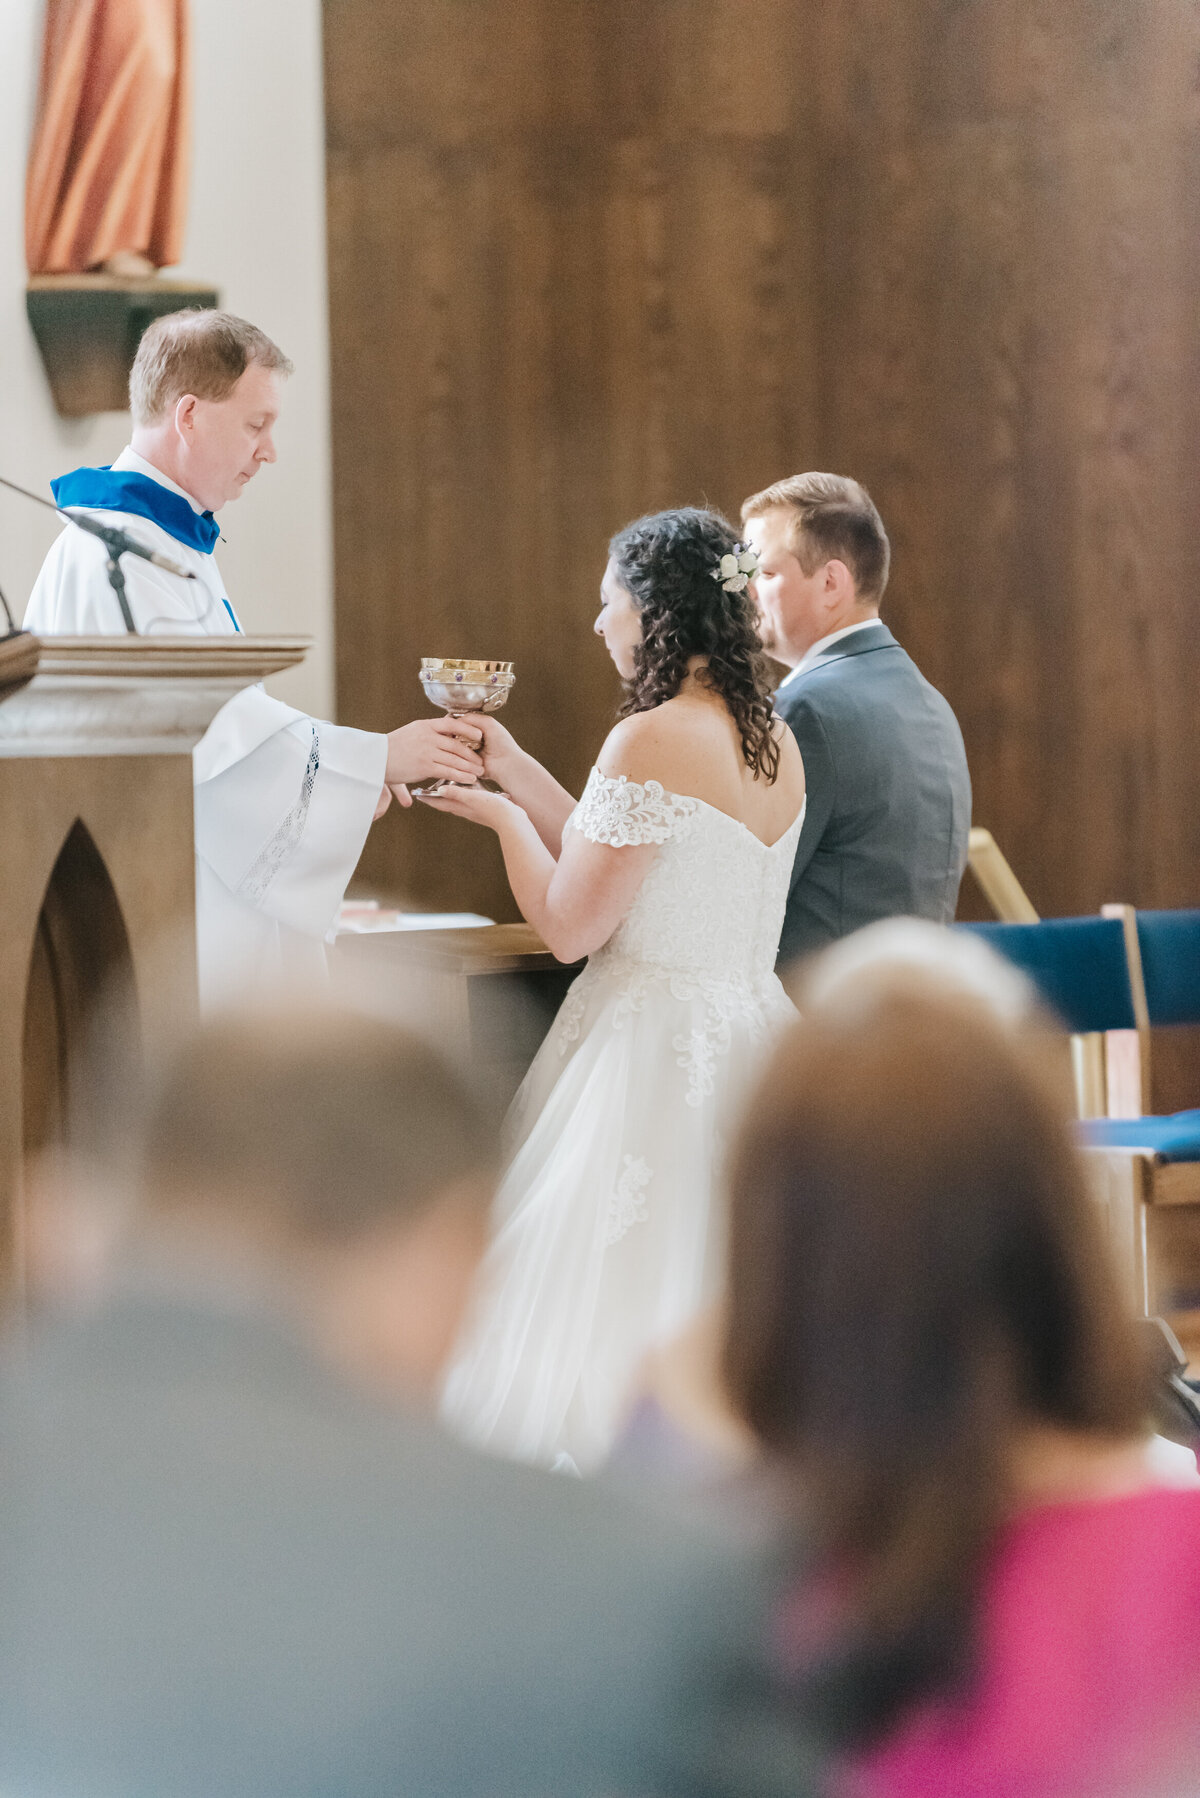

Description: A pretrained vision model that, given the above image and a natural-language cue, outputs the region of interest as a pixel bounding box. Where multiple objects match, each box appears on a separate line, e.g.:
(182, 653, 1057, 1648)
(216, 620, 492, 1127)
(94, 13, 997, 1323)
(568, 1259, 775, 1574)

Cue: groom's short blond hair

(742, 472, 891, 604)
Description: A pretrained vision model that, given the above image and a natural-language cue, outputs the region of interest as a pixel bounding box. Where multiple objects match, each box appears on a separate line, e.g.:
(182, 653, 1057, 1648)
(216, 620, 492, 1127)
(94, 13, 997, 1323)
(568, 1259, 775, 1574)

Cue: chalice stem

(447, 712, 483, 787)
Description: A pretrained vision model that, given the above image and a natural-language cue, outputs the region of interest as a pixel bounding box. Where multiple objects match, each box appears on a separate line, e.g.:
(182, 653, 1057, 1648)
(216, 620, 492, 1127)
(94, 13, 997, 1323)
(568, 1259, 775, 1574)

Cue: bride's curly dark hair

(608, 506, 780, 781)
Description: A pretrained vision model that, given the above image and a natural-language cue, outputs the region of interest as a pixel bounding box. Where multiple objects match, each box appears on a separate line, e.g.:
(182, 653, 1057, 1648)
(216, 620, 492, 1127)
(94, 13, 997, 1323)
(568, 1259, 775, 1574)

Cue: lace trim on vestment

(568, 769, 698, 848)
(237, 724, 321, 906)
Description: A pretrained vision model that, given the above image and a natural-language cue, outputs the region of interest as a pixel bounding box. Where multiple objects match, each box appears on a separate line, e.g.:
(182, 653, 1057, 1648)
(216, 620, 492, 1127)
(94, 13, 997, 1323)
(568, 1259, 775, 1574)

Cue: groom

(24, 309, 482, 1002)
(743, 473, 971, 964)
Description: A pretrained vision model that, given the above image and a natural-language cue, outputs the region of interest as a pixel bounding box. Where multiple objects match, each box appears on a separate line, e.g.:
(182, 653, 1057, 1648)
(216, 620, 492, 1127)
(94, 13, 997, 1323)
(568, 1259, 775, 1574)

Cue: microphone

(59, 507, 196, 581)
(0, 469, 199, 635)
(0, 473, 197, 581)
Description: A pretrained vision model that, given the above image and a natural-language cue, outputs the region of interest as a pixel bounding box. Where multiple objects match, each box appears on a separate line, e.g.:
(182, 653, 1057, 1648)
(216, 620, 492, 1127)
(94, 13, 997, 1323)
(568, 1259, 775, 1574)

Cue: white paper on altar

(337, 903, 494, 934)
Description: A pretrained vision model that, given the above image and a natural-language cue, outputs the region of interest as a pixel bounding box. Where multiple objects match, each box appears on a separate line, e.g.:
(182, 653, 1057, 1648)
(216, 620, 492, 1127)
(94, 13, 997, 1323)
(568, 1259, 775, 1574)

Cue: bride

(423, 507, 806, 1473)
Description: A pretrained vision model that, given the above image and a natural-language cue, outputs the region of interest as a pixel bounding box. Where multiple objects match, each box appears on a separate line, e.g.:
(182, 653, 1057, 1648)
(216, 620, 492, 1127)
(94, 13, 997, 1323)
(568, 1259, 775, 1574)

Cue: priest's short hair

(129, 308, 293, 425)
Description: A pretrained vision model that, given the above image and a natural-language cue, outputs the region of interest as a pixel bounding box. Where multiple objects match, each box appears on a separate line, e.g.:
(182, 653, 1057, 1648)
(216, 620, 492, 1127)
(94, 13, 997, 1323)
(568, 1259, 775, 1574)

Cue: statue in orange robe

(26, 0, 190, 277)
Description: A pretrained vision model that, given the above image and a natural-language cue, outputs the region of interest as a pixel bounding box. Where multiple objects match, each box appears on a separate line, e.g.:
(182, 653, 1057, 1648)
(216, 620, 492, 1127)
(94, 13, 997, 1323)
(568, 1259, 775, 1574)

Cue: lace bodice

(566, 767, 805, 987)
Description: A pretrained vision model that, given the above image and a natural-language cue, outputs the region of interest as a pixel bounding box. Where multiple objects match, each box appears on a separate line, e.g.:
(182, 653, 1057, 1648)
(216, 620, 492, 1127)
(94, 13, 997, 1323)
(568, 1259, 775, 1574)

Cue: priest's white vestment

(24, 448, 387, 1005)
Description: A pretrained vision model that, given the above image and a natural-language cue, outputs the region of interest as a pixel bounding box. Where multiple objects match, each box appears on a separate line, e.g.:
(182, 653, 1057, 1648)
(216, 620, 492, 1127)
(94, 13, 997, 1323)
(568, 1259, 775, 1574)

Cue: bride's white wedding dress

(441, 766, 805, 1473)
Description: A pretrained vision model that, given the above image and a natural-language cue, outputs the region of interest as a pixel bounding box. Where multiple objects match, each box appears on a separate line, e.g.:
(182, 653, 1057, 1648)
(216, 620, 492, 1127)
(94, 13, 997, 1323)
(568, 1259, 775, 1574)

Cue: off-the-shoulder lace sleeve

(566, 768, 698, 847)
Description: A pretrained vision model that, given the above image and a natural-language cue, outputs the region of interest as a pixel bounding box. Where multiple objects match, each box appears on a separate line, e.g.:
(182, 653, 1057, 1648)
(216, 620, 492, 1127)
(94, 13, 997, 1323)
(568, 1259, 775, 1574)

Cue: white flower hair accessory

(711, 543, 760, 594)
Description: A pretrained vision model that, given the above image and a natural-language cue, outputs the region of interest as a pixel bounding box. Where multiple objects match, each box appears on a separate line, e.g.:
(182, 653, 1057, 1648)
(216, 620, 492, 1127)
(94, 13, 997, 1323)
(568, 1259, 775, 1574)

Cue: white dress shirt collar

(776, 617, 882, 693)
(113, 444, 207, 515)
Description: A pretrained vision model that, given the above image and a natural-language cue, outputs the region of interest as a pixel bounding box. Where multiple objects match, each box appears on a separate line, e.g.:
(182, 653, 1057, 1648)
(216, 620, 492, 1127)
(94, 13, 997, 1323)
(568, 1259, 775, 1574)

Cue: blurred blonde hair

(139, 1006, 492, 1242)
(797, 916, 1037, 1030)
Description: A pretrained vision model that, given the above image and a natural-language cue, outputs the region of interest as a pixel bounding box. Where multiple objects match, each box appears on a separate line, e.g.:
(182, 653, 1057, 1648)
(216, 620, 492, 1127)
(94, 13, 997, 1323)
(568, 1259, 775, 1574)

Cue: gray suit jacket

(774, 622, 971, 964)
(0, 1292, 813, 1798)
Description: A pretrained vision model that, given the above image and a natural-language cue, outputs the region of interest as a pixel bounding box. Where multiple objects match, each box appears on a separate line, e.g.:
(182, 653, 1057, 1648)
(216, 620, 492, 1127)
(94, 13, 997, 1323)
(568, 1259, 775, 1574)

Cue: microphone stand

(0, 574, 27, 644)
(0, 472, 200, 636)
(101, 546, 135, 634)
(0, 473, 137, 633)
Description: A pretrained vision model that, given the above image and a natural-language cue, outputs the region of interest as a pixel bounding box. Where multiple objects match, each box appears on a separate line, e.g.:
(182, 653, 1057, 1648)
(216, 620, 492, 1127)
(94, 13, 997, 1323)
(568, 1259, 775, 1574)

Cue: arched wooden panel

(22, 819, 140, 1162)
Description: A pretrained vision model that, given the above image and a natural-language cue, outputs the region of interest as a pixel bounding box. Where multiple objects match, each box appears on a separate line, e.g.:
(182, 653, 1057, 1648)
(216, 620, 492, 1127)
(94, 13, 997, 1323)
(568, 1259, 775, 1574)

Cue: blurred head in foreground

(9, 1005, 795, 1798)
(795, 913, 1038, 1029)
(85, 1006, 492, 1401)
(723, 966, 1149, 1744)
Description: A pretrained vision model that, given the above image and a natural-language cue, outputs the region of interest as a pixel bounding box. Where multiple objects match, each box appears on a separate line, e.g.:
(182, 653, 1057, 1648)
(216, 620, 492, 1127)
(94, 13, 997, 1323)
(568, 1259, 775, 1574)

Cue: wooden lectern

(0, 633, 308, 1292)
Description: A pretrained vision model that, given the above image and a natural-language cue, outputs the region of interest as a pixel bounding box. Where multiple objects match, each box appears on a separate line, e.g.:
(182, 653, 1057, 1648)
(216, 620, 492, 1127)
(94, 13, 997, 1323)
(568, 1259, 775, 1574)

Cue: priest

(24, 308, 481, 1003)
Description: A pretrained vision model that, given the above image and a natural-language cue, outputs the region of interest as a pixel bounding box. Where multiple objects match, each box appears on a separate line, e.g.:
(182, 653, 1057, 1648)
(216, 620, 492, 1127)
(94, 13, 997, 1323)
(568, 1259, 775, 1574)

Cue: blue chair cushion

(955, 918, 1138, 1034)
(1078, 1111, 1200, 1162)
(1135, 909, 1200, 1027)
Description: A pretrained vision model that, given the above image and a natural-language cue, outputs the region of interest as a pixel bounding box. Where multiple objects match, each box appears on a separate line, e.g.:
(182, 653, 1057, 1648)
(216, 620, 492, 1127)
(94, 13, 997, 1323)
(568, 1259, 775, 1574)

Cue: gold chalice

(413, 657, 515, 795)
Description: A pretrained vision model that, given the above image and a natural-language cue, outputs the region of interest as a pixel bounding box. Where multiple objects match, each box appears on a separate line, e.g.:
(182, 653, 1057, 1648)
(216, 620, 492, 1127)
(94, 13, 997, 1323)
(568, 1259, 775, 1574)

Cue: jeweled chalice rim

(420, 657, 514, 676)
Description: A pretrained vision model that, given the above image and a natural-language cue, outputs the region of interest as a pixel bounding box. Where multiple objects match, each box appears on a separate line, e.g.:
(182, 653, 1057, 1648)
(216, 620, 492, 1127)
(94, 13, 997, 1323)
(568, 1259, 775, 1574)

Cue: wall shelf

(26, 274, 219, 418)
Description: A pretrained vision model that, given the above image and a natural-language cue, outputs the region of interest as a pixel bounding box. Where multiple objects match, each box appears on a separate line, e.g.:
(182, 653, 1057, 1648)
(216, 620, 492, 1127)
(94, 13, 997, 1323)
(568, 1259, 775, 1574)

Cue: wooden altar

(332, 922, 584, 1110)
(0, 633, 307, 1291)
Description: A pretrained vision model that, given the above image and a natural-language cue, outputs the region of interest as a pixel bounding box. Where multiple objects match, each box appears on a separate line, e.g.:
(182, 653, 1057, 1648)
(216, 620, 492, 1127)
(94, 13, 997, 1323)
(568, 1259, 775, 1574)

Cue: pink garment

(840, 1486, 1200, 1798)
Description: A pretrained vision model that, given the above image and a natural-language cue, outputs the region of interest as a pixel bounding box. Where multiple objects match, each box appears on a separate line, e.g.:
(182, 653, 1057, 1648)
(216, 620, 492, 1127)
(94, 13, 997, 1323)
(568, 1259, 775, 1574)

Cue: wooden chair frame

(967, 828, 1112, 1119)
(1091, 904, 1200, 1343)
(966, 827, 1038, 924)
(965, 833, 1200, 1338)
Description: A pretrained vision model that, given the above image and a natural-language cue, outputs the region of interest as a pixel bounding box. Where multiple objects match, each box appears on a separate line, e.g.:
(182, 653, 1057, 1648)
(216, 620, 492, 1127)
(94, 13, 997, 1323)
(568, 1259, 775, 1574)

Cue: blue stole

(52, 467, 221, 556)
(52, 465, 242, 632)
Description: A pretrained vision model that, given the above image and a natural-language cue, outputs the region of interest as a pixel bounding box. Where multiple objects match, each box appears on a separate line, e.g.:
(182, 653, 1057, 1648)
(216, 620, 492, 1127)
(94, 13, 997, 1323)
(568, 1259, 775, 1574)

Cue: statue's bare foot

(97, 250, 157, 279)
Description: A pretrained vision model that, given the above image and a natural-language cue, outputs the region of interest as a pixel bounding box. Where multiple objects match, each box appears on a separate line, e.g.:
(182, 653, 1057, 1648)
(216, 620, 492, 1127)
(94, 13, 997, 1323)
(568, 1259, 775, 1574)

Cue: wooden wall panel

(324, 0, 814, 919)
(795, 0, 1200, 1102)
(326, 1, 1200, 1102)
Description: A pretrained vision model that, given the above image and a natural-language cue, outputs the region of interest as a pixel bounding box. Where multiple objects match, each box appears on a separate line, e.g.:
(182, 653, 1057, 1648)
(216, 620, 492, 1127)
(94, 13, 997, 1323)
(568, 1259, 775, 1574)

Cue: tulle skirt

(440, 955, 795, 1473)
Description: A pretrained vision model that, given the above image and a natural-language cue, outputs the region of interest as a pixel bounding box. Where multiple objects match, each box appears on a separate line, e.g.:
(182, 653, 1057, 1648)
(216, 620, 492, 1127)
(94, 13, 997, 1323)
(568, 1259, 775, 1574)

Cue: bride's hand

(473, 716, 527, 789)
(415, 784, 522, 832)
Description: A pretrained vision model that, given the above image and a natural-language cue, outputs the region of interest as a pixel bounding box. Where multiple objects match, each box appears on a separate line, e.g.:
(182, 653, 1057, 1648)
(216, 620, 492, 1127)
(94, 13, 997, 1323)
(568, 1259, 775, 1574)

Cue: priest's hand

(385, 717, 484, 791)
(373, 784, 394, 819)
